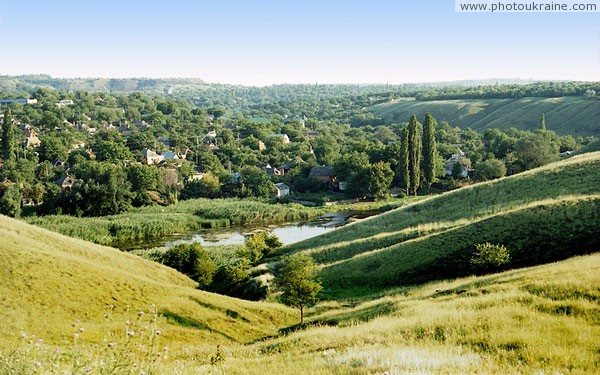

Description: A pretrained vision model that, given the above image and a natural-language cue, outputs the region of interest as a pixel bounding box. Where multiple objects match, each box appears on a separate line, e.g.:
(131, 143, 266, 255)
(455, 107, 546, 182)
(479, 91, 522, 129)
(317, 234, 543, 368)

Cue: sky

(0, 0, 598, 86)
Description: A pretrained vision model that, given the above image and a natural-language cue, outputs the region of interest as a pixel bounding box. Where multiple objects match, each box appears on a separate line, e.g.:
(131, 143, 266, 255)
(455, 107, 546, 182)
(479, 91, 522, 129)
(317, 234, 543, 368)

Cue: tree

(470, 242, 510, 273)
(476, 158, 507, 181)
(240, 231, 283, 264)
(2, 108, 16, 162)
(0, 185, 21, 218)
(275, 253, 322, 323)
(407, 115, 421, 195)
(67, 161, 132, 216)
(239, 166, 274, 198)
(366, 161, 393, 200)
(539, 113, 546, 130)
(514, 131, 559, 171)
(39, 135, 68, 162)
(421, 113, 437, 193)
(398, 126, 409, 194)
(183, 172, 221, 199)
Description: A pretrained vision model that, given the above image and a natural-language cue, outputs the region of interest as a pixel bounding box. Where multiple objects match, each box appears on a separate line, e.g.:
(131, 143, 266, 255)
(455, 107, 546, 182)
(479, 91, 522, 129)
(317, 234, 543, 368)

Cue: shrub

(161, 243, 217, 287)
(470, 242, 510, 273)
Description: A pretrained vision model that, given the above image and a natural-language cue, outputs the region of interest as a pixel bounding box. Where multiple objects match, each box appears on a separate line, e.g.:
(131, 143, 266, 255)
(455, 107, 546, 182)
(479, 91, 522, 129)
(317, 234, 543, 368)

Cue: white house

(445, 150, 469, 178)
(273, 182, 290, 198)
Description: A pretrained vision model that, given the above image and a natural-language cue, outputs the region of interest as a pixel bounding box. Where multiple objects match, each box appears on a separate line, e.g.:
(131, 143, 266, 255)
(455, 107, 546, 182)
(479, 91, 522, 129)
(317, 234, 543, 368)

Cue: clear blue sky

(0, 0, 598, 85)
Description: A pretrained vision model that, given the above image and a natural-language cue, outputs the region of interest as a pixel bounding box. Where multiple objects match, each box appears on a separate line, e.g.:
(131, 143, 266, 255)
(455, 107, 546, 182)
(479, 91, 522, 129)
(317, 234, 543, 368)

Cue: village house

(142, 149, 165, 165)
(56, 175, 75, 191)
(445, 151, 469, 178)
(309, 166, 337, 188)
(268, 133, 290, 144)
(280, 157, 306, 174)
(56, 99, 74, 108)
(134, 121, 152, 131)
(264, 163, 285, 176)
(273, 182, 290, 198)
(21, 125, 41, 148)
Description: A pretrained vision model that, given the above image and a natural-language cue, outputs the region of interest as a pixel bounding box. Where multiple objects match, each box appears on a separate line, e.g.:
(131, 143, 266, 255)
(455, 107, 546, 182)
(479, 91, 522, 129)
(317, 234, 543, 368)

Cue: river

(124, 210, 371, 251)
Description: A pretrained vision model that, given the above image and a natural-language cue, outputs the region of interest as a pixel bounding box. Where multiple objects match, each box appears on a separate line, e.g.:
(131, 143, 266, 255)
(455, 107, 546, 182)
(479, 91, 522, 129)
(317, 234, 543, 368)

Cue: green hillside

(2, 165, 600, 372)
(225, 253, 600, 374)
(0, 215, 295, 352)
(371, 96, 600, 136)
(281, 152, 600, 297)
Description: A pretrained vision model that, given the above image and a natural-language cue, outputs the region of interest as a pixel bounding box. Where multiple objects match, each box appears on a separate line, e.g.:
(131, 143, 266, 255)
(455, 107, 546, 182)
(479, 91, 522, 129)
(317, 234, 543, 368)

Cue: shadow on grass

(160, 309, 239, 342)
(189, 297, 250, 322)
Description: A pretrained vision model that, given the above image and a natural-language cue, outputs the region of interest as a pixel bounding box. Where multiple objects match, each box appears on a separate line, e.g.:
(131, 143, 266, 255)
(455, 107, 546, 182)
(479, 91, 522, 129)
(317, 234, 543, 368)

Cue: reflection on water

(164, 211, 356, 248)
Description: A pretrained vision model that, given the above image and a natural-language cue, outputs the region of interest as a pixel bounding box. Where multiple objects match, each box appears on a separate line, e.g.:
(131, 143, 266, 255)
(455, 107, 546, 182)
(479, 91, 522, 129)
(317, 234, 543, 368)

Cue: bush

(470, 242, 510, 273)
(161, 243, 217, 287)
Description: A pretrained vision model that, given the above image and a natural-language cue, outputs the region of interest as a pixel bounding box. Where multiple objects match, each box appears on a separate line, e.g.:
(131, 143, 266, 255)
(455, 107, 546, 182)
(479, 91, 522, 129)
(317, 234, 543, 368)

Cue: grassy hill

(371, 96, 600, 136)
(280, 152, 600, 298)
(221, 253, 600, 374)
(2, 153, 600, 372)
(0, 215, 295, 360)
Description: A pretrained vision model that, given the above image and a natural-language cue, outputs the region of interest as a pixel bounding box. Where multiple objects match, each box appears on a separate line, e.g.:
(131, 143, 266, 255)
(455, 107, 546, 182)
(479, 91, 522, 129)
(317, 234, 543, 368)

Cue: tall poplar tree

(2, 108, 16, 162)
(399, 126, 410, 194)
(407, 114, 421, 196)
(539, 113, 546, 130)
(421, 112, 437, 193)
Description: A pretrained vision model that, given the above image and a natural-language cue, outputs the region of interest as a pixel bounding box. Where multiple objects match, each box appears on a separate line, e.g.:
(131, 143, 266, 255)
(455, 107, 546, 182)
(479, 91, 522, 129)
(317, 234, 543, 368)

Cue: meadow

(371, 96, 600, 136)
(2, 211, 599, 373)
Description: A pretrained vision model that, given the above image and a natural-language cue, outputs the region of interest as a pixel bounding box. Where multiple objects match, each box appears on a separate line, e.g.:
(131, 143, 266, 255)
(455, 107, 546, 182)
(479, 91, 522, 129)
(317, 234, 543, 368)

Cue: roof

(161, 151, 179, 159)
(56, 175, 74, 186)
(142, 149, 161, 158)
(274, 182, 290, 191)
(309, 166, 334, 177)
(281, 157, 306, 170)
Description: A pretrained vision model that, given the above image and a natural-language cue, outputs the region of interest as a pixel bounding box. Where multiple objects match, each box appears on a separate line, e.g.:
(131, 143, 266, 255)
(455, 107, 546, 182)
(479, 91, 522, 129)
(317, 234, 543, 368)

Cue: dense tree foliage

(0, 82, 592, 217)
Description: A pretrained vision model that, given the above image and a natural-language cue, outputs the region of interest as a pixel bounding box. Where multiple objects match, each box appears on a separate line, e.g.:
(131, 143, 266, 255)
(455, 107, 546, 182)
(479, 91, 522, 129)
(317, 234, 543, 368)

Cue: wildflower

(126, 320, 131, 325)
(156, 352, 161, 357)
(74, 333, 79, 338)
(127, 331, 135, 336)
(104, 314, 109, 319)
(54, 348, 60, 354)
(163, 347, 168, 352)
(20, 331, 27, 339)
(79, 327, 85, 333)
(155, 330, 161, 335)
(38, 339, 43, 344)
(138, 311, 144, 317)
(108, 342, 116, 348)
(35, 361, 41, 367)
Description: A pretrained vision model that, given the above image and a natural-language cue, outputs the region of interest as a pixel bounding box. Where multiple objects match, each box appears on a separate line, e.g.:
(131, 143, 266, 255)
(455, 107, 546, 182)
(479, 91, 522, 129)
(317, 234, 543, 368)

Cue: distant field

(371, 96, 600, 136)
(280, 152, 600, 298)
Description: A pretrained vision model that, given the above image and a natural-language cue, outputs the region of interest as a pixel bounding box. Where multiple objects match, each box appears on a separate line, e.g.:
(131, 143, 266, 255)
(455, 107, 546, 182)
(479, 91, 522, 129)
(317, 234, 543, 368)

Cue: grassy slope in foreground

(218, 253, 600, 374)
(0, 215, 295, 352)
(371, 96, 600, 136)
(281, 152, 600, 297)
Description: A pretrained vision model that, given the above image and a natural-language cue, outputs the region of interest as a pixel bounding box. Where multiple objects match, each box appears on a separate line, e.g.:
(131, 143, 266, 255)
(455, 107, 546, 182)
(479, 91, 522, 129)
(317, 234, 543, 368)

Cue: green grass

(2, 211, 600, 373)
(278, 152, 600, 297)
(371, 96, 600, 136)
(0, 215, 296, 352)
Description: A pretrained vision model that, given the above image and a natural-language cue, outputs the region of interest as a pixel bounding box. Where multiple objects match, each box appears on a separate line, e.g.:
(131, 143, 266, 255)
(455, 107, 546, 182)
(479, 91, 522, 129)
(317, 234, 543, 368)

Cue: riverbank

(24, 197, 410, 249)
